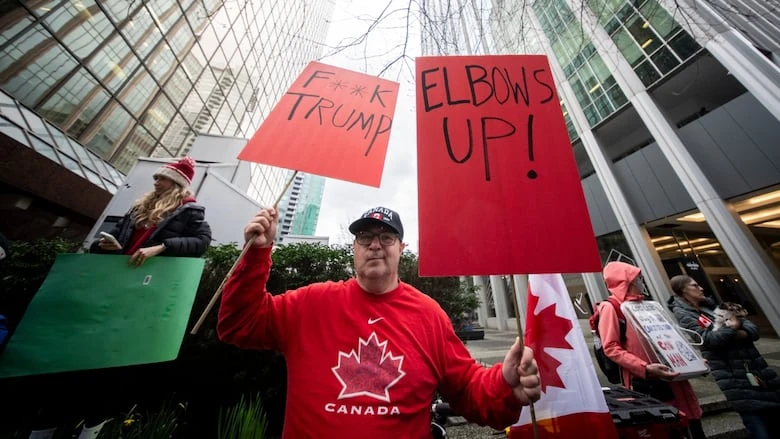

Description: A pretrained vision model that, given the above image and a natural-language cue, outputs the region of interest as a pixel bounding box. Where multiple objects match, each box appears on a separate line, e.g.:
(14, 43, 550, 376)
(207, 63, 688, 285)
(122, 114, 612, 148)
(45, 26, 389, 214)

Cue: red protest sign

(415, 55, 601, 276)
(238, 61, 399, 187)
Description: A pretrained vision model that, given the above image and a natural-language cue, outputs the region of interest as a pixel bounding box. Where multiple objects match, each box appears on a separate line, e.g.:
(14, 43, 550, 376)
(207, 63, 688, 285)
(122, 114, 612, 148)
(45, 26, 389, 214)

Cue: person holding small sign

(218, 206, 542, 438)
(598, 262, 705, 439)
(90, 157, 212, 264)
(668, 275, 780, 439)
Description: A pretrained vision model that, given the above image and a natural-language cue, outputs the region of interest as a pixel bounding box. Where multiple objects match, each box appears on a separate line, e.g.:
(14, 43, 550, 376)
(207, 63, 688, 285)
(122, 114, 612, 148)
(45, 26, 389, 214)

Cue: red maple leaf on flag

(524, 292, 574, 392)
(331, 332, 406, 402)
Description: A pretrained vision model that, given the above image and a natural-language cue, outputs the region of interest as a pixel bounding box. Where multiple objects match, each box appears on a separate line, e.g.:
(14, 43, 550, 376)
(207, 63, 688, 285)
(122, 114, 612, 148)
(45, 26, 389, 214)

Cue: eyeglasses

(355, 231, 399, 246)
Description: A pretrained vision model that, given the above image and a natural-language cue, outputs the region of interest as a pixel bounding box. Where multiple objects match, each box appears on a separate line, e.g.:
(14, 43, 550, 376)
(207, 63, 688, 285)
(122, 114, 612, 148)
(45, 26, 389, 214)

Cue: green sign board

(0, 253, 204, 378)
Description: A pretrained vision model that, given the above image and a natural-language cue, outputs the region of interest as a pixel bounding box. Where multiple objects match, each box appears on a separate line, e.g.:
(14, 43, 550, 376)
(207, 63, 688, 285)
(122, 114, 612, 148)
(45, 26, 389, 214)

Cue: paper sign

(238, 61, 400, 187)
(622, 301, 709, 379)
(415, 55, 601, 276)
(0, 254, 204, 378)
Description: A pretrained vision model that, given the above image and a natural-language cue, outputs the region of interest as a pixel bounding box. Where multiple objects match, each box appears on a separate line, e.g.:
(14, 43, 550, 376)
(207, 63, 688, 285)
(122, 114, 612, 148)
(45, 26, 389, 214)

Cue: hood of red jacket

(603, 261, 642, 302)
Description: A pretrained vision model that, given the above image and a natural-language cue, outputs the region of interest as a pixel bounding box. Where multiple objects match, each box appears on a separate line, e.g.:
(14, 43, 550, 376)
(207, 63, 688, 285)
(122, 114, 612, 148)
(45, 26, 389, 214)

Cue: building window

(588, 0, 702, 87)
(0, 26, 79, 106)
(38, 67, 109, 137)
(534, 0, 628, 128)
(84, 101, 133, 158)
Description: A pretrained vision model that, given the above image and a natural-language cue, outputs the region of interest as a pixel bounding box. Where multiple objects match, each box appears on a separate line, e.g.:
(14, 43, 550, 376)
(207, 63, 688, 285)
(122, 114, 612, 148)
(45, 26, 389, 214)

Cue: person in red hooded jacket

(598, 261, 705, 439)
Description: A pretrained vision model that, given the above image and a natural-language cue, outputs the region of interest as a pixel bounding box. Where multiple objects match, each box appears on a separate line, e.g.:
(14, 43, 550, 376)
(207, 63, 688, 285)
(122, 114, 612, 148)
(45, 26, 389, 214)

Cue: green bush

(0, 238, 80, 330)
(178, 243, 285, 436)
(398, 251, 480, 324)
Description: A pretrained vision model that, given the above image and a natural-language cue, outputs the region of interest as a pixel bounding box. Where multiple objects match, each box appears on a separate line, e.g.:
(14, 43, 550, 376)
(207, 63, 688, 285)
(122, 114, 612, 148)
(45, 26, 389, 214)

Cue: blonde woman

(91, 157, 212, 265)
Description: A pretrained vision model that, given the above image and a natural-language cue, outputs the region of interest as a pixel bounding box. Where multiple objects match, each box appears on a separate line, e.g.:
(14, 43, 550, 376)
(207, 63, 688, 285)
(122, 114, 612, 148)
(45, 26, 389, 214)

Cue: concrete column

(489, 275, 509, 331)
(571, 0, 780, 335)
(472, 275, 490, 328)
(527, 10, 673, 303)
(582, 272, 609, 305)
(512, 274, 528, 329)
(657, 0, 780, 121)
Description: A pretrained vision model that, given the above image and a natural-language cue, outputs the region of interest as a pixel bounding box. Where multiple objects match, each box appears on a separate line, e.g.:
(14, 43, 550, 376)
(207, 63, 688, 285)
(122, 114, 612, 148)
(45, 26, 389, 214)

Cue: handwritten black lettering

(421, 68, 443, 112)
(421, 61, 554, 181)
(366, 115, 392, 156)
(331, 105, 356, 128)
(465, 65, 492, 107)
(506, 67, 530, 106)
(440, 114, 536, 181)
(303, 70, 335, 88)
(304, 97, 335, 123)
(491, 67, 510, 104)
(370, 85, 392, 108)
(422, 64, 554, 110)
(526, 114, 536, 179)
(533, 69, 554, 104)
(443, 117, 474, 163)
(443, 67, 470, 106)
(286, 92, 319, 120)
(481, 117, 516, 181)
(330, 79, 348, 91)
(285, 90, 392, 156)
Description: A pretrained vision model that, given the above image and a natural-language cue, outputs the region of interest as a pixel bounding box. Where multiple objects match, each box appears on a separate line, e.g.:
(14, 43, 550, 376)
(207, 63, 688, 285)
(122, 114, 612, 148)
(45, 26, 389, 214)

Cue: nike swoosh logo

(368, 317, 384, 325)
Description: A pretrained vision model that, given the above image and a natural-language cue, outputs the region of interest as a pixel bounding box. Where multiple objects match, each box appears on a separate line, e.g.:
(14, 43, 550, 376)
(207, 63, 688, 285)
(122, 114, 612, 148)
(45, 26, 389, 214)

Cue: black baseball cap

(348, 206, 404, 240)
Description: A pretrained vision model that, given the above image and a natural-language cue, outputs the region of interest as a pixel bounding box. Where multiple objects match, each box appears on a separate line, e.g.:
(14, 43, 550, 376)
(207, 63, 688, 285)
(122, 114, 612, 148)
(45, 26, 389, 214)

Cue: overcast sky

(314, 0, 423, 252)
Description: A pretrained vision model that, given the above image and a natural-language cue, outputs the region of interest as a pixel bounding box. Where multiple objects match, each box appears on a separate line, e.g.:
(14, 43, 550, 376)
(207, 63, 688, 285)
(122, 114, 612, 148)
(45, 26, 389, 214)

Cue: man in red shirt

(218, 206, 541, 438)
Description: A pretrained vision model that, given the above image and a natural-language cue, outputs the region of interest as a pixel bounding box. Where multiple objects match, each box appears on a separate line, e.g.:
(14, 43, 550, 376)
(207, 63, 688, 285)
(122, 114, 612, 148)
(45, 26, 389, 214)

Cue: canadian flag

(509, 274, 618, 438)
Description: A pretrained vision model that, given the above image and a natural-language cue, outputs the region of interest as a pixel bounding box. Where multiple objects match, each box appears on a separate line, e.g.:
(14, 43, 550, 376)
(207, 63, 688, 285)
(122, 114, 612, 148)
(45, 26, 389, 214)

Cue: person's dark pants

(739, 410, 777, 439)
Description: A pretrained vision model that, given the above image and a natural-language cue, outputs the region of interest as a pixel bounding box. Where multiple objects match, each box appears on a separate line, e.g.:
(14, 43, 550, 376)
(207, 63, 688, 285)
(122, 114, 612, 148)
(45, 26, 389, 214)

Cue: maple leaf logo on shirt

(524, 293, 574, 392)
(331, 332, 406, 402)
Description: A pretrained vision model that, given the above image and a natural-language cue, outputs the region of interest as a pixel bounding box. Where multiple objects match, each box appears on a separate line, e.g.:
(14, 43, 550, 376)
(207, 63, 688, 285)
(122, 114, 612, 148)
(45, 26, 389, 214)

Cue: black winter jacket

(91, 202, 212, 257)
(668, 295, 780, 413)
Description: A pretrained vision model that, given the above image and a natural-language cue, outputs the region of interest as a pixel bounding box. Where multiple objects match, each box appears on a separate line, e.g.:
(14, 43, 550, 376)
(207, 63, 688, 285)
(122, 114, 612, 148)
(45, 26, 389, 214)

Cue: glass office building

(277, 173, 326, 240)
(421, 0, 780, 337)
(0, 0, 334, 240)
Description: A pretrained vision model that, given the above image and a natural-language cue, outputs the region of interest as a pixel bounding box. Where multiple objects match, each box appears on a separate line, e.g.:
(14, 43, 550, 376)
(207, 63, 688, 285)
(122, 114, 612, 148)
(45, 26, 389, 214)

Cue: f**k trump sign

(239, 61, 400, 187)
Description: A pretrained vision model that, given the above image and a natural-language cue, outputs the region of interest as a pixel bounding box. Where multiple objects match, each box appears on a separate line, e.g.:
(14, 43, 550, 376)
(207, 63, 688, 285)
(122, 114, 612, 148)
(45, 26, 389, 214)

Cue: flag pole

(190, 170, 299, 335)
(508, 274, 538, 439)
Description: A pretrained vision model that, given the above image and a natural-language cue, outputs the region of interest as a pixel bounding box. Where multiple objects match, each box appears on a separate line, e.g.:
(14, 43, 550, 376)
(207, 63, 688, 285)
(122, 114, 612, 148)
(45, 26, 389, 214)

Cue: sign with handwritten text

(238, 61, 400, 187)
(415, 55, 601, 276)
(622, 301, 709, 379)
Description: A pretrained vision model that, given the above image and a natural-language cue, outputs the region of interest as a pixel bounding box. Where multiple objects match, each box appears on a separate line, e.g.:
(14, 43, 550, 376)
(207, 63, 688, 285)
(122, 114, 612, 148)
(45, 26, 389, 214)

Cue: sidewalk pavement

(458, 322, 780, 439)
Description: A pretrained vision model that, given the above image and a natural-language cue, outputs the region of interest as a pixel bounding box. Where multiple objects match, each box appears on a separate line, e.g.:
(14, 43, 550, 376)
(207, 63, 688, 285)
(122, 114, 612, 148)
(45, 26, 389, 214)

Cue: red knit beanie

(154, 157, 195, 188)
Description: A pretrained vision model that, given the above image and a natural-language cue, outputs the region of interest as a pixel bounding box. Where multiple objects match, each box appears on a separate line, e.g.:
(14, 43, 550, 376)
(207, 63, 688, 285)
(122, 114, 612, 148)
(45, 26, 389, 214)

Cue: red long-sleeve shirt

(218, 246, 523, 438)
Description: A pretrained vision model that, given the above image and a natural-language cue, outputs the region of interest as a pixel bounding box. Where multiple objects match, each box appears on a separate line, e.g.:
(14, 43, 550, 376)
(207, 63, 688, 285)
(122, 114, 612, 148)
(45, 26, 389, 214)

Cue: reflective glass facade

(1, 88, 123, 192)
(277, 173, 326, 238)
(420, 0, 780, 335)
(588, 0, 701, 86)
(0, 0, 334, 206)
(533, 0, 628, 127)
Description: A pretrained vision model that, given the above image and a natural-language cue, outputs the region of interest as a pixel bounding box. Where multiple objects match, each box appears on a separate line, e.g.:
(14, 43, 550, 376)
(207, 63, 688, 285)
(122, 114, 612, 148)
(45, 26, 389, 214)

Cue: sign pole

(190, 170, 299, 335)
(508, 274, 538, 439)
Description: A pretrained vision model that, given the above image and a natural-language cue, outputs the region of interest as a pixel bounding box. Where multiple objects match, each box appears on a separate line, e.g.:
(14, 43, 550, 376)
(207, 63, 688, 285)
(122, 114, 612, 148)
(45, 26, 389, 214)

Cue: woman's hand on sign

(645, 363, 680, 381)
(245, 208, 278, 248)
(129, 244, 165, 267)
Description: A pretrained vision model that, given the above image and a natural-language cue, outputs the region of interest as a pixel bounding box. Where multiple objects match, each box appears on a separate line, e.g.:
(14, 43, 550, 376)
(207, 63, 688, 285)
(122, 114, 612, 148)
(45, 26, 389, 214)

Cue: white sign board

(621, 301, 709, 379)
